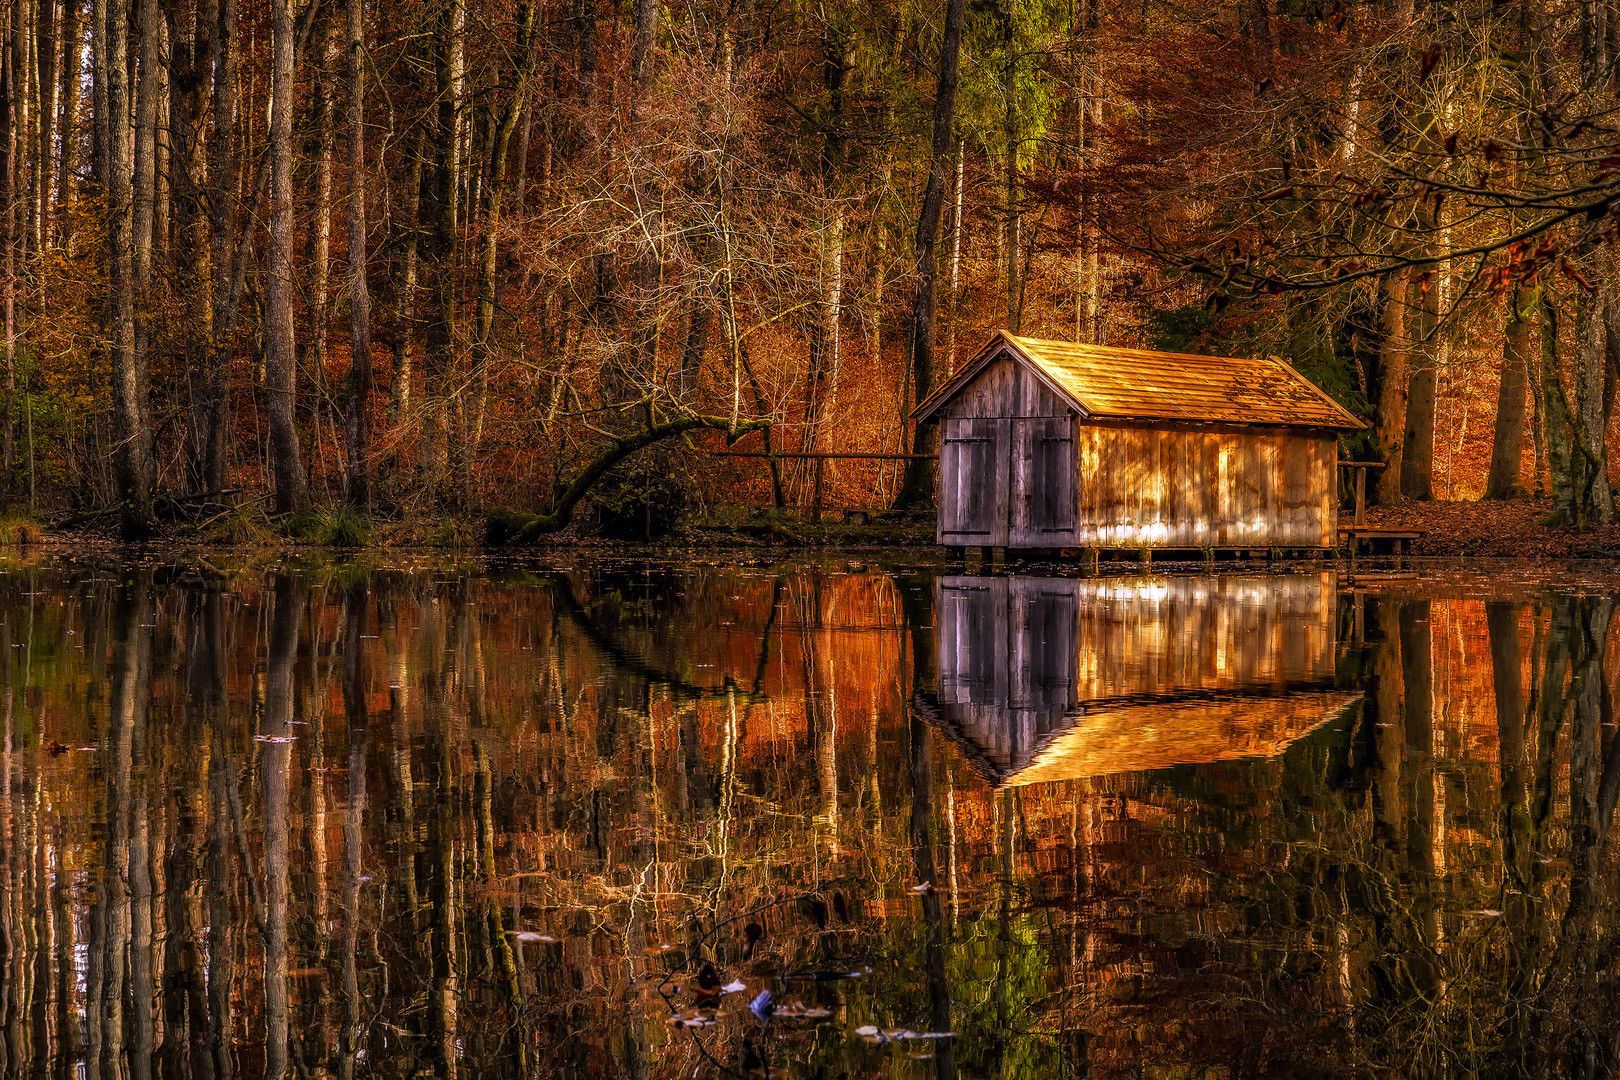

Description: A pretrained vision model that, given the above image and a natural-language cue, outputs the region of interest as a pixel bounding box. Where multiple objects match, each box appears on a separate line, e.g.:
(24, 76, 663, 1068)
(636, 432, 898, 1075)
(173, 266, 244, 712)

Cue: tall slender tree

(265, 0, 308, 513)
(895, 0, 968, 510)
(343, 0, 372, 508)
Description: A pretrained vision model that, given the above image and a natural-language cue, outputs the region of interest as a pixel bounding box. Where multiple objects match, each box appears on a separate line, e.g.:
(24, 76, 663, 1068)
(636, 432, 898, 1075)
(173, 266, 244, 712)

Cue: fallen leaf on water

(721, 980, 747, 994)
(507, 931, 557, 943)
(910, 882, 934, 894)
(1463, 909, 1503, 917)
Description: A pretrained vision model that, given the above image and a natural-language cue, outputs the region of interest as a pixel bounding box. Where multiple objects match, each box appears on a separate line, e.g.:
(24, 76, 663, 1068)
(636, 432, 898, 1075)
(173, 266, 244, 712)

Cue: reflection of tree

(904, 574, 956, 1080)
(339, 583, 367, 1080)
(262, 575, 304, 1080)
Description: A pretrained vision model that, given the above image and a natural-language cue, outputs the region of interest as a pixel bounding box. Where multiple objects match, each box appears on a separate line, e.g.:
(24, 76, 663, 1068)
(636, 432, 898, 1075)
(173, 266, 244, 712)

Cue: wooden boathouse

(912, 332, 1365, 556)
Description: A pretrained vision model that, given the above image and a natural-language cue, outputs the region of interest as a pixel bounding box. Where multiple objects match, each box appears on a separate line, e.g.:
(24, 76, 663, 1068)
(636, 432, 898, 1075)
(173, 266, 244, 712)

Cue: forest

(4, 0, 1620, 539)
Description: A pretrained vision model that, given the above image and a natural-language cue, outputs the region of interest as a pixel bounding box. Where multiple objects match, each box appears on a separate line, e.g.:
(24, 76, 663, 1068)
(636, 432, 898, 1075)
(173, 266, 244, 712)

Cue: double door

(938, 416, 1076, 547)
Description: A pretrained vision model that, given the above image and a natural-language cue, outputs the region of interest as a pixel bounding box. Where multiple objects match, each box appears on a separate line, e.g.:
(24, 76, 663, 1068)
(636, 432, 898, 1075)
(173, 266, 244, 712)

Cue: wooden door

(1010, 416, 1076, 547)
(939, 418, 1010, 545)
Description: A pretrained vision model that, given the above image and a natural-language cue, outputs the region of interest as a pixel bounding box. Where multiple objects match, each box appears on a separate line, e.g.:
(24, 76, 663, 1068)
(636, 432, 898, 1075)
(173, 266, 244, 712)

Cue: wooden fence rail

(710, 451, 932, 523)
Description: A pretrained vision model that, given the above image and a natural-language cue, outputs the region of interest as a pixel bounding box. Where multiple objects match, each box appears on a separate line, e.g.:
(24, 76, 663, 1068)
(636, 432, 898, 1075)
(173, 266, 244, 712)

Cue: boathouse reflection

(921, 574, 1360, 785)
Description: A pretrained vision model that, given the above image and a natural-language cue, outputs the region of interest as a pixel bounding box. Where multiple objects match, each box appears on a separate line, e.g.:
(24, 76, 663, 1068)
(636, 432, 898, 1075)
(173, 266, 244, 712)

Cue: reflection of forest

(0, 562, 1614, 1078)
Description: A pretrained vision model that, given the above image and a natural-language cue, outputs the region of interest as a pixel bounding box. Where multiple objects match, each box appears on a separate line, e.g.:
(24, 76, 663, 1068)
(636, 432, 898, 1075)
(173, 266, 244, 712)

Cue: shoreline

(23, 497, 1620, 560)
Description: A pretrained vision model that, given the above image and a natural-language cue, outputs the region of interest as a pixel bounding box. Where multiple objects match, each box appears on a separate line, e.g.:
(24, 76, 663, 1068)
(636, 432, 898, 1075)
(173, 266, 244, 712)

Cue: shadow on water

(0, 555, 1615, 1078)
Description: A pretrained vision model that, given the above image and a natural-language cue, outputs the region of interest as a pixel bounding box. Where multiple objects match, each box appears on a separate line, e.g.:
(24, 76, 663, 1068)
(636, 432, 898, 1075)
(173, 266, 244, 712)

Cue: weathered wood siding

(936, 353, 1070, 420)
(933, 349, 1339, 549)
(930, 574, 1341, 785)
(1073, 422, 1336, 548)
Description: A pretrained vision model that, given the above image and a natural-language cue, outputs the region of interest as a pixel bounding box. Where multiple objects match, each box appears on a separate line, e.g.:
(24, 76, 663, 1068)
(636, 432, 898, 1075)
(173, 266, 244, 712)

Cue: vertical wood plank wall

(1073, 423, 1335, 548)
(936, 353, 1339, 548)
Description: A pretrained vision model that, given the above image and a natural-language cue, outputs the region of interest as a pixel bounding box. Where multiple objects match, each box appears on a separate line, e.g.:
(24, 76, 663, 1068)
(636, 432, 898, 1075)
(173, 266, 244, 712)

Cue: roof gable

(914, 331, 1365, 430)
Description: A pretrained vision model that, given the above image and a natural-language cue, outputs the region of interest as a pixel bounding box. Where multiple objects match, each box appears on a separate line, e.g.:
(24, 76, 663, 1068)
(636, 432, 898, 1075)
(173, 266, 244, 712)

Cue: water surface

(0, 555, 1615, 1078)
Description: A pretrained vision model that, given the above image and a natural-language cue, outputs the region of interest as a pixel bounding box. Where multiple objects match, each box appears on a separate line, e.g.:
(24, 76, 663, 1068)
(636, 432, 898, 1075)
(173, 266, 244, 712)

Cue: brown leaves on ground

(1364, 498, 1620, 558)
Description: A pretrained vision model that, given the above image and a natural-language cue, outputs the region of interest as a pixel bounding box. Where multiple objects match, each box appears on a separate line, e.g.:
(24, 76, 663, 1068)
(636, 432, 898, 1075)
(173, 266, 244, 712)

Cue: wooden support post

(1355, 468, 1366, 527)
(810, 456, 825, 524)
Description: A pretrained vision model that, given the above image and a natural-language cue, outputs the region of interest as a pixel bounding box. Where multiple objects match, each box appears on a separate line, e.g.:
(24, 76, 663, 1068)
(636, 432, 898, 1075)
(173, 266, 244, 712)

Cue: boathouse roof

(913, 331, 1365, 430)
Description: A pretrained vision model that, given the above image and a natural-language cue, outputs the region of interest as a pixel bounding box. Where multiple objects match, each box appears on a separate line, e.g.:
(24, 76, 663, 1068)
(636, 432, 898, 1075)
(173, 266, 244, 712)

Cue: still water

(0, 555, 1616, 1079)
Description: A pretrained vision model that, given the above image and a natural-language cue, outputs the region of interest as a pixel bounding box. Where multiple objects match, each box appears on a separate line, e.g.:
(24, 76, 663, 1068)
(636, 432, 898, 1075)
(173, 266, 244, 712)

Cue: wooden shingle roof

(914, 331, 1365, 430)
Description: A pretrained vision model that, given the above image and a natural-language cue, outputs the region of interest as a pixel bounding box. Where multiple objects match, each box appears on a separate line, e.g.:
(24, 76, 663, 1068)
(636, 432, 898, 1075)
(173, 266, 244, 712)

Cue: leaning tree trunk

(894, 0, 967, 511)
(485, 415, 772, 544)
(265, 0, 308, 514)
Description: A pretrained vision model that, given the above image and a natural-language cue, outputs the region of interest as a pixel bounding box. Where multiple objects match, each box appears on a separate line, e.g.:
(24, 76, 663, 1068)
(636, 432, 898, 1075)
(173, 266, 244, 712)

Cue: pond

(0, 554, 1616, 1079)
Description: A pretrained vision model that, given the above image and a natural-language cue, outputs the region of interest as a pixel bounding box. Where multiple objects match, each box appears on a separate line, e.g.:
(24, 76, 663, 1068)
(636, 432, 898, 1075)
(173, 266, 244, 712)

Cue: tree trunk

(894, 0, 966, 510)
(1485, 290, 1533, 499)
(343, 0, 371, 508)
(309, 20, 337, 500)
(390, 128, 423, 429)
(1572, 270, 1614, 524)
(171, 0, 215, 494)
(1399, 112, 1442, 501)
(103, 0, 153, 535)
(198, 0, 236, 496)
(55, 0, 78, 219)
(630, 0, 655, 92)
(34, 0, 56, 246)
(420, 0, 463, 507)
(132, 0, 159, 492)
(1375, 271, 1408, 505)
(265, 0, 308, 513)
(1541, 290, 1577, 522)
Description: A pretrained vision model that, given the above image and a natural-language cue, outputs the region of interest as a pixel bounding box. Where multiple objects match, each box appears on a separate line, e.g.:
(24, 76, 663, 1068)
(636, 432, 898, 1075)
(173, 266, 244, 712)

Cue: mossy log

(486, 414, 773, 545)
